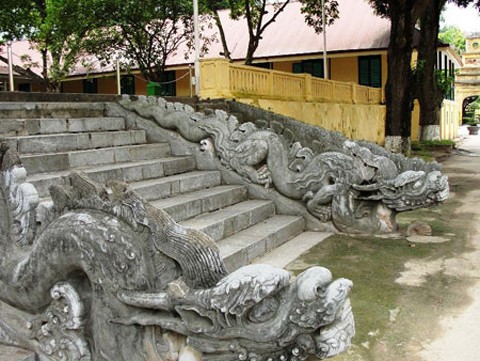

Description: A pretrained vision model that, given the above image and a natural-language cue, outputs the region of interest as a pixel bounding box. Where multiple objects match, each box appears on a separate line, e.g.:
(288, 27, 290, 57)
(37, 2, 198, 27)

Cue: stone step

(21, 143, 171, 174)
(131, 170, 222, 201)
(28, 156, 196, 198)
(252, 231, 331, 269)
(5, 129, 147, 154)
(0, 102, 106, 119)
(0, 117, 127, 137)
(152, 185, 248, 222)
(217, 215, 305, 272)
(180, 200, 275, 242)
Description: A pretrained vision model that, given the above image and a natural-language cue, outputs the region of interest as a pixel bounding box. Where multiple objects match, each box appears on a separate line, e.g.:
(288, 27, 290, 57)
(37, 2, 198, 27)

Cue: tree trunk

(383, 0, 419, 155)
(244, 40, 259, 65)
(213, 11, 231, 60)
(416, 0, 446, 141)
(41, 48, 54, 93)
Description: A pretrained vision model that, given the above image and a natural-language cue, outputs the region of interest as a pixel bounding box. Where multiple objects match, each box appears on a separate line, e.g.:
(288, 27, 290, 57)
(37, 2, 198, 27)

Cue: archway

(462, 95, 480, 124)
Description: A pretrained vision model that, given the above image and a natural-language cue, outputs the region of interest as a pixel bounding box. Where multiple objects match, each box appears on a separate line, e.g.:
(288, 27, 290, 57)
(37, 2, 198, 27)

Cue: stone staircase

(0, 101, 329, 274)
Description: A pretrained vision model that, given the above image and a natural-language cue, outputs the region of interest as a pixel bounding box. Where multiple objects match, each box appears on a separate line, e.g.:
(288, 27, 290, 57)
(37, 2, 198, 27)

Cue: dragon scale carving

(0, 144, 354, 360)
(118, 96, 449, 234)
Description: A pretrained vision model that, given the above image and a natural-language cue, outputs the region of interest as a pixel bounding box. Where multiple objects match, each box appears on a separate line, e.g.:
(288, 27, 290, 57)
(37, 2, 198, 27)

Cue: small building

(456, 33, 480, 121)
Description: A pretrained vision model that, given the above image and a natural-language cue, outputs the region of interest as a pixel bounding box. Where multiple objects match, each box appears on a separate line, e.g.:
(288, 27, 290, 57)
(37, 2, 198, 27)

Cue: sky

(442, 3, 480, 34)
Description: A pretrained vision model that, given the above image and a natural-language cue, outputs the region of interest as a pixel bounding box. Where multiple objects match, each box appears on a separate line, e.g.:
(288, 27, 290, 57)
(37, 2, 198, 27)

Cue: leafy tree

(439, 25, 466, 54)
(300, 0, 339, 34)
(415, 0, 479, 141)
(85, 0, 213, 83)
(0, 0, 96, 92)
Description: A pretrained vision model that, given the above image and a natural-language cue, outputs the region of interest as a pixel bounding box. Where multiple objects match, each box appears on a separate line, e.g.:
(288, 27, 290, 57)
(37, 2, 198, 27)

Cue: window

(121, 75, 136, 95)
(83, 78, 97, 94)
(251, 62, 273, 70)
(292, 59, 324, 78)
(358, 55, 382, 88)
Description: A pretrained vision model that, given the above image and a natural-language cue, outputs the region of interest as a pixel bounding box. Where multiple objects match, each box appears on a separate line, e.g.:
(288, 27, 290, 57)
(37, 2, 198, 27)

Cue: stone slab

(27, 157, 195, 198)
(153, 185, 248, 222)
(180, 200, 275, 241)
(218, 215, 305, 271)
(253, 231, 331, 269)
(131, 171, 222, 201)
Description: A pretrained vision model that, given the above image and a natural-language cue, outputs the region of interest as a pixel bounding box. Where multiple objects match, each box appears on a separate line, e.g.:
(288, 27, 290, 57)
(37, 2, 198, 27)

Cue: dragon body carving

(0, 144, 354, 360)
(118, 96, 449, 234)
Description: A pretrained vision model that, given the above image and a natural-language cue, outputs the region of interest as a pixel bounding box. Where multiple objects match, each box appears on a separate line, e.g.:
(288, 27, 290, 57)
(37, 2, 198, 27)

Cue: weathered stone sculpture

(117, 96, 449, 235)
(0, 144, 354, 360)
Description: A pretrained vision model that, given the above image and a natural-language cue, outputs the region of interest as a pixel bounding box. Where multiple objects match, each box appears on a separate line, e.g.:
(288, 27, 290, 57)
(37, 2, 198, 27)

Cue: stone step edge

(218, 215, 305, 271)
(152, 185, 248, 222)
(252, 231, 332, 269)
(180, 200, 275, 241)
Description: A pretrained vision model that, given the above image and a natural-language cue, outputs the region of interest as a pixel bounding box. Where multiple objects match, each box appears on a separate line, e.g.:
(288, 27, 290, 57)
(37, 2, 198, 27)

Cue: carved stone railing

(115, 96, 449, 235)
(0, 141, 354, 360)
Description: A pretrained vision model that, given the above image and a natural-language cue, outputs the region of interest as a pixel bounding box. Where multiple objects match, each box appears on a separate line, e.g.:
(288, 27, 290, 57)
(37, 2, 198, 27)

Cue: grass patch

(411, 140, 455, 162)
(289, 234, 456, 361)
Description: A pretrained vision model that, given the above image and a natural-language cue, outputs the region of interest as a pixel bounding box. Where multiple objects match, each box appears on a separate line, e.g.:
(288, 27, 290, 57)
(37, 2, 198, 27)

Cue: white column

(193, 0, 200, 97)
(116, 59, 121, 95)
(7, 41, 15, 91)
(321, 0, 328, 79)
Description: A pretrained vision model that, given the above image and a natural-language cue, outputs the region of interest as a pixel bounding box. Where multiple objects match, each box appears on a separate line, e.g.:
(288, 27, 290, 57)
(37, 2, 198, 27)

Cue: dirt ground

(417, 137, 480, 361)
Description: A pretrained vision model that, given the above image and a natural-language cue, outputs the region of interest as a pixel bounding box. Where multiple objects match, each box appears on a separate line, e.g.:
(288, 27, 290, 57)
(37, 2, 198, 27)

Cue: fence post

(218, 59, 231, 98)
(268, 71, 274, 98)
(304, 74, 313, 101)
(351, 83, 357, 104)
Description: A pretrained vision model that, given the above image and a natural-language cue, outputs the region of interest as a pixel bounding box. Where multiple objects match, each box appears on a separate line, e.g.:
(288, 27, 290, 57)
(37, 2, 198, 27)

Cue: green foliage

(300, 0, 339, 34)
(464, 97, 480, 125)
(439, 25, 466, 54)
(0, 0, 98, 91)
(434, 69, 455, 98)
(413, 60, 454, 100)
(0, 0, 38, 40)
(84, 0, 212, 82)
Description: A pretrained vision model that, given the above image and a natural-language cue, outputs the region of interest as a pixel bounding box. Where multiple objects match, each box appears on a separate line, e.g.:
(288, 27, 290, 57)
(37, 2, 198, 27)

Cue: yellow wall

(98, 77, 117, 94)
(135, 76, 147, 96)
(62, 80, 83, 93)
(411, 101, 420, 141)
(237, 98, 386, 144)
(410, 100, 460, 141)
(273, 61, 294, 73)
(330, 57, 357, 83)
(176, 70, 193, 96)
(440, 100, 460, 139)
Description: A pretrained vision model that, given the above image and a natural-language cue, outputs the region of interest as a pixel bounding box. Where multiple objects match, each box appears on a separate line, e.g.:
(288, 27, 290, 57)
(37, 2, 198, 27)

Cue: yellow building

(1, 0, 462, 143)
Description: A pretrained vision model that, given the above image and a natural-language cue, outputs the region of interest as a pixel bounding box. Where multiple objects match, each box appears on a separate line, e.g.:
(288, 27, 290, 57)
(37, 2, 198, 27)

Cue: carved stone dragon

(118, 96, 449, 234)
(0, 144, 354, 360)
